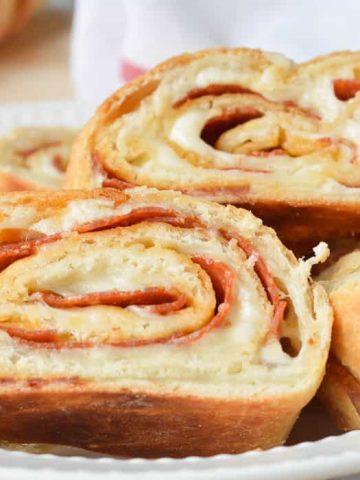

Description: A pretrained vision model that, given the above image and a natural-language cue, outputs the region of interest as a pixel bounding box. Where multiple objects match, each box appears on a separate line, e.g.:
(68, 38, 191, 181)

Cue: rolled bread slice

(67, 48, 360, 254)
(0, 187, 332, 457)
(0, 127, 76, 191)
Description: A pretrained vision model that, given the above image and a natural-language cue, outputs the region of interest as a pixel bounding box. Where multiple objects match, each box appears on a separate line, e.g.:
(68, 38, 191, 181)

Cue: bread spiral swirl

(0, 127, 75, 191)
(67, 48, 360, 253)
(0, 187, 332, 456)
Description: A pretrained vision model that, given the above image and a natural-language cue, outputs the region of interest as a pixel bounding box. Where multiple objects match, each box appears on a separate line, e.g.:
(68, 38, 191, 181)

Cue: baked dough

(0, 187, 332, 457)
(318, 250, 360, 430)
(0, 127, 76, 191)
(67, 48, 360, 254)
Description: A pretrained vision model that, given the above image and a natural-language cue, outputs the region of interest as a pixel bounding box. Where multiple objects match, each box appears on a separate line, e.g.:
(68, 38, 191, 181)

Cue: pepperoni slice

(0, 207, 285, 346)
(102, 178, 134, 190)
(269, 300, 287, 338)
(52, 154, 66, 173)
(201, 107, 263, 147)
(224, 231, 287, 338)
(333, 79, 360, 101)
(0, 233, 62, 272)
(77, 207, 179, 232)
(2, 257, 234, 348)
(78, 208, 206, 233)
(249, 148, 286, 158)
(0, 209, 203, 272)
(217, 166, 271, 173)
(34, 287, 187, 314)
(171, 257, 235, 344)
(282, 100, 320, 119)
(183, 185, 251, 197)
(92, 152, 135, 190)
(1, 326, 64, 343)
(15, 141, 62, 159)
(0, 243, 35, 271)
(0, 228, 45, 245)
(173, 84, 260, 108)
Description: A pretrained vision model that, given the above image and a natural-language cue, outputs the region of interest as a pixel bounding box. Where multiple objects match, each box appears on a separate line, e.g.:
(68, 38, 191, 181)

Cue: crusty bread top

(67, 48, 360, 205)
(0, 187, 332, 399)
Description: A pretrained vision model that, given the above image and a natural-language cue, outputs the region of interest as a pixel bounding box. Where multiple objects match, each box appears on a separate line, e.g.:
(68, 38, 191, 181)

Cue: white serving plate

(0, 101, 359, 480)
(0, 101, 94, 135)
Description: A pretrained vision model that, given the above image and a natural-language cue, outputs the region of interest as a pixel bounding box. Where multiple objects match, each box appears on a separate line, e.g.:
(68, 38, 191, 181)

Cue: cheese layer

(74, 49, 360, 203)
(0, 188, 332, 398)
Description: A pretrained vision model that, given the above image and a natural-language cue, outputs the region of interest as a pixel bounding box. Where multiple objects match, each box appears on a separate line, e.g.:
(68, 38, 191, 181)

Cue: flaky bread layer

(0, 187, 332, 455)
(0, 187, 332, 397)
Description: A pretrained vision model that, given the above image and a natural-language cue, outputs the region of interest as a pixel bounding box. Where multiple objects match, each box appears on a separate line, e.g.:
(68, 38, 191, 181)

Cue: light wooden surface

(0, 6, 73, 102)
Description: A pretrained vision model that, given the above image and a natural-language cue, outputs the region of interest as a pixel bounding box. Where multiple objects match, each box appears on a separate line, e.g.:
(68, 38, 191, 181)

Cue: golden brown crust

(318, 250, 360, 431)
(319, 357, 360, 431)
(319, 250, 360, 378)
(0, 381, 304, 458)
(246, 201, 360, 257)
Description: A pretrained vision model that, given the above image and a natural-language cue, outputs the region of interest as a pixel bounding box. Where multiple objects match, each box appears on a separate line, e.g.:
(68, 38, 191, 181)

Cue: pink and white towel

(71, 0, 360, 104)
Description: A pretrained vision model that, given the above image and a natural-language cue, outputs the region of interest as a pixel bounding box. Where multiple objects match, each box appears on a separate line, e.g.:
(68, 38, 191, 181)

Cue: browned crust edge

(0, 381, 309, 458)
(319, 356, 360, 431)
(243, 200, 360, 257)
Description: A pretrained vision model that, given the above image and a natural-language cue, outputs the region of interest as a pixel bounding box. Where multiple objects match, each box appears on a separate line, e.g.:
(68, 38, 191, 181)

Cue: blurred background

(0, 0, 73, 101)
(1, 0, 360, 105)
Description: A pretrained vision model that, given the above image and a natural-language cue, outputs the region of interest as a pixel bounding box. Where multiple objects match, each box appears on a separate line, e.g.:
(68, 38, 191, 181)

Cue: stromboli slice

(288, 51, 360, 122)
(318, 251, 360, 430)
(67, 48, 360, 254)
(0, 187, 332, 457)
(0, 127, 76, 191)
